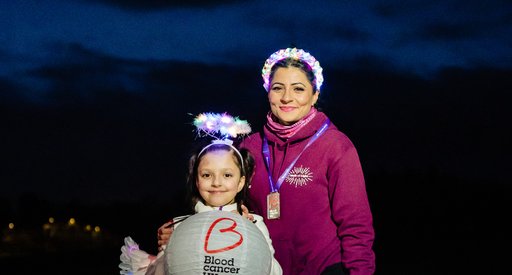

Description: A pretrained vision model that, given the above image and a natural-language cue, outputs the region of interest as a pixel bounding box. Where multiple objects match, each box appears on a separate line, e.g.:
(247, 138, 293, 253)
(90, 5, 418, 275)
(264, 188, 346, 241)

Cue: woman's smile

(279, 106, 296, 112)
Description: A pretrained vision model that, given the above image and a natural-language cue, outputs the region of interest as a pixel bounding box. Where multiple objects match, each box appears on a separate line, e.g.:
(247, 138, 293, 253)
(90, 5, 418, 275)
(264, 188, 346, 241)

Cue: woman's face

(196, 150, 245, 207)
(268, 67, 319, 125)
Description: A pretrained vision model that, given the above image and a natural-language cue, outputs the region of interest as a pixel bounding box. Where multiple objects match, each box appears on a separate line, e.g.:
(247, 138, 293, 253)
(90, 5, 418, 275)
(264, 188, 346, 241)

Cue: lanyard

(262, 119, 330, 192)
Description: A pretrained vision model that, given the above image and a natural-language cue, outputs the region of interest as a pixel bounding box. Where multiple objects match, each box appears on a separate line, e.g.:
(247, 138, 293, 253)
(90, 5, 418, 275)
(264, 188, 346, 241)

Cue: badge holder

(267, 192, 280, 219)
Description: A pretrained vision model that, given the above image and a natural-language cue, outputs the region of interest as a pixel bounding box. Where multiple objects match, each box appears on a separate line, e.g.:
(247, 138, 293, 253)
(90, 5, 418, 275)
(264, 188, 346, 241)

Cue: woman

(239, 48, 375, 274)
(158, 48, 375, 274)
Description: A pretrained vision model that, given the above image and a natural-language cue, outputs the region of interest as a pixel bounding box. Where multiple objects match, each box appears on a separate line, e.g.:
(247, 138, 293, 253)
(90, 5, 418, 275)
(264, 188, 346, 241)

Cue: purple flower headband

(261, 48, 324, 92)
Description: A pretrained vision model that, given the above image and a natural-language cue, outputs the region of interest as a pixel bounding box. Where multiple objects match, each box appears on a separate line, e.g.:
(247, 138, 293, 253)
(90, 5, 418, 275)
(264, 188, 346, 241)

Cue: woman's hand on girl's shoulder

(157, 220, 174, 251)
(237, 204, 255, 222)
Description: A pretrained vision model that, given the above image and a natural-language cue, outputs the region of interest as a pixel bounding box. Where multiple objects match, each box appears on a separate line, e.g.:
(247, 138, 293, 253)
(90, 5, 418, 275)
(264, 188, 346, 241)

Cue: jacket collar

(264, 111, 329, 145)
(194, 201, 238, 213)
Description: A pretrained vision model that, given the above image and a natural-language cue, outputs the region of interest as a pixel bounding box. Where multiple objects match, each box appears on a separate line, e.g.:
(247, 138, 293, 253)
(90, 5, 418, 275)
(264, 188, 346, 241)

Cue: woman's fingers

(157, 220, 174, 247)
(240, 204, 255, 221)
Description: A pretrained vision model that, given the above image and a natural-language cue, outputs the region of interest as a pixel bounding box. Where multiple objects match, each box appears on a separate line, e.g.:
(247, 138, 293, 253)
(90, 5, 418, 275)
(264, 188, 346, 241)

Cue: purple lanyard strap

(262, 119, 330, 192)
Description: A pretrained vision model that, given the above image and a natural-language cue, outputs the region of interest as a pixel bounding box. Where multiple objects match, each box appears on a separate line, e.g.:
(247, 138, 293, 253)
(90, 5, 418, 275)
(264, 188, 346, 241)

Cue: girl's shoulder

(250, 214, 272, 239)
(252, 213, 265, 223)
(172, 215, 192, 229)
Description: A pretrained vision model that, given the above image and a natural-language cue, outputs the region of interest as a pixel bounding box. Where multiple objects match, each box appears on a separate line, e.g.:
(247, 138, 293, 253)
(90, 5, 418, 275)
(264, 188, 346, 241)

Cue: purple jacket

(241, 112, 375, 275)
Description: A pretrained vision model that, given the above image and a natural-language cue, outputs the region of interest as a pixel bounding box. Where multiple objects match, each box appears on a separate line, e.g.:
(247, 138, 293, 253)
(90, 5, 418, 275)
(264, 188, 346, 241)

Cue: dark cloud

(22, 42, 258, 107)
(330, 27, 370, 43)
(270, 19, 370, 44)
(374, 0, 512, 18)
(418, 22, 484, 41)
(84, 0, 248, 10)
(2, 0, 510, 75)
(0, 48, 9, 60)
(378, 0, 512, 41)
(0, 77, 24, 104)
(417, 14, 512, 42)
(245, 3, 370, 44)
(30, 44, 147, 93)
(372, 1, 434, 18)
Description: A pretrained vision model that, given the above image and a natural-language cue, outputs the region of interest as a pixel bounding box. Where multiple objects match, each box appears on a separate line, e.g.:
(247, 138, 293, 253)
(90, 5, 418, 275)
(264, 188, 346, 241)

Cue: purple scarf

(265, 107, 318, 140)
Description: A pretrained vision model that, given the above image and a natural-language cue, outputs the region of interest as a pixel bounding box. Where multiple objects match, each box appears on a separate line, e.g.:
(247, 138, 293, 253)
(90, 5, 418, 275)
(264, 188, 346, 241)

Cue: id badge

(267, 192, 280, 219)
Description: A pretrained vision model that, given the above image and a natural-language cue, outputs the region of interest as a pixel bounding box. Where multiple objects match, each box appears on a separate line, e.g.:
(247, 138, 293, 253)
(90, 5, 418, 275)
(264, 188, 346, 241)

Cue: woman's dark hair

(269, 57, 318, 92)
(186, 142, 254, 215)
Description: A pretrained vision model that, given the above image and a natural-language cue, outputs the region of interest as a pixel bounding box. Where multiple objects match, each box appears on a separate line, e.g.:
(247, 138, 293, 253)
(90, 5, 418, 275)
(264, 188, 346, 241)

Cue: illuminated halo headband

(194, 112, 251, 169)
(261, 47, 324, 92)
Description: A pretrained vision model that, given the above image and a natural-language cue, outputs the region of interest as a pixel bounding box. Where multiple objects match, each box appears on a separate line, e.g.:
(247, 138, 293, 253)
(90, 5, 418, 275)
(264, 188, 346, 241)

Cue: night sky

(1, 0, 511, 274)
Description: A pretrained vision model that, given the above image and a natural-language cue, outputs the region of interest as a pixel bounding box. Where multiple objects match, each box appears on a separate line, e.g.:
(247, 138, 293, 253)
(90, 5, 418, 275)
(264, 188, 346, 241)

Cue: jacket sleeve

(328, 135, 375, 275)
(253, 215, 283, 275)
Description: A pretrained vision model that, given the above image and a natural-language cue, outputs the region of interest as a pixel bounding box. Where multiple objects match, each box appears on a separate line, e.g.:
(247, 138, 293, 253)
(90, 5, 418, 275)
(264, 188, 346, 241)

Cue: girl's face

(268, 67, 319, 125)
(196, 150, 245, 207)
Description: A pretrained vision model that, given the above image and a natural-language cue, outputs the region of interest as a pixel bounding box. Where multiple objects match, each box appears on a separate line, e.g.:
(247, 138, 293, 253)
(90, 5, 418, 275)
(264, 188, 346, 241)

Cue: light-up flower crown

(193, 112, 251, 140)
(194, 112, 251, 167)
(261, 47, 324, 92)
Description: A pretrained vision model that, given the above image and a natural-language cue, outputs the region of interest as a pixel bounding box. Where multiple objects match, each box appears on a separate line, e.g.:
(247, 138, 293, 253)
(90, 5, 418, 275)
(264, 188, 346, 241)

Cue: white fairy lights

(261, 48, 324, 92)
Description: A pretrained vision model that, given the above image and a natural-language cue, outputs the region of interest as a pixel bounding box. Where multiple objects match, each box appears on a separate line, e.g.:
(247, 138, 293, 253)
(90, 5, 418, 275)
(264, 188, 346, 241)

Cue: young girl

(119, 113, 282, 275)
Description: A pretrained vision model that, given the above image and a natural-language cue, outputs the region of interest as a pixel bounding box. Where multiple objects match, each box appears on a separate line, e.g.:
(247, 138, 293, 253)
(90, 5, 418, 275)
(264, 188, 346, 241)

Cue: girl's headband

(261, 47, 324, 92)
(193, 112, 251, 170)
(197, 140, 244, 169)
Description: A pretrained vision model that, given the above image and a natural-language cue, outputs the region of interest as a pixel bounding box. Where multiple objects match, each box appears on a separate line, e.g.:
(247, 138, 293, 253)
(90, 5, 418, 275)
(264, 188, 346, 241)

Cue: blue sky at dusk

(2, 0, 511, 78)
(1, 0, 511, 202)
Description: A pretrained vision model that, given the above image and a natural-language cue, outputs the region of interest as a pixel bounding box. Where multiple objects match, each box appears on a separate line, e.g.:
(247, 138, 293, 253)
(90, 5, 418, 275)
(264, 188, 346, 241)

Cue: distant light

(85, 225, 92, 231)
(43, 223, 51, 230)
(68, 218, 76, 226)
(8, 223, 14, 230)
(49, 217, 55, 224)
(94, 226, 101, 233)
